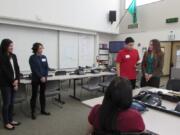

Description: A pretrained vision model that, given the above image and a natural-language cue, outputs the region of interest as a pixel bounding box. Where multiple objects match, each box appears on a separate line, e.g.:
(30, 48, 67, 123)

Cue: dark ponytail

(99, 77, 132, 131)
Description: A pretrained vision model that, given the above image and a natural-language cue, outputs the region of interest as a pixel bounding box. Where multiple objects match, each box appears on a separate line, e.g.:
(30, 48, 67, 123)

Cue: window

(125, 0, 161, 9)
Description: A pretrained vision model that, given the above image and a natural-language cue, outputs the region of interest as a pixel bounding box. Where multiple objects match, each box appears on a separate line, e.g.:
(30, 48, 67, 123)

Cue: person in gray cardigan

(141, 39, 164, 88)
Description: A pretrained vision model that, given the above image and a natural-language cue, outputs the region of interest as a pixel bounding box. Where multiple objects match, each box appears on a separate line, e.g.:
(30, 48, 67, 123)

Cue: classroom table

(20, 72, 116, 101)
(82, 87, 180, 135)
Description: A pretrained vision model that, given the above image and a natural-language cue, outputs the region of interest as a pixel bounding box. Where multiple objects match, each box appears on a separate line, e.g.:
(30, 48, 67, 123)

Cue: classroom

(0, 0, 180, 135)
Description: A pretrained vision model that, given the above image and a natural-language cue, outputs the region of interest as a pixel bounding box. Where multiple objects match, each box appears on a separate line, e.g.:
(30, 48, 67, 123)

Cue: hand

(14, 85, 18, 91)
(145, 73, 149, 82)
(13, 80, 18, 86)
(148, 74, 153, 80)
(40, 77, 46, 83)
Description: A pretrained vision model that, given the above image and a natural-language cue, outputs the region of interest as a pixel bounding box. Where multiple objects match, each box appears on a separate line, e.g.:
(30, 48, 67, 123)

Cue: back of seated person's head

(99, 77, 132, 132)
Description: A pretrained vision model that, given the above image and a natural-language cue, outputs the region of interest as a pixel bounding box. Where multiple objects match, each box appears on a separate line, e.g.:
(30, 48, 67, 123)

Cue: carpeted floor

(0, 77, 168, 135)
(0, 85, 98, 135)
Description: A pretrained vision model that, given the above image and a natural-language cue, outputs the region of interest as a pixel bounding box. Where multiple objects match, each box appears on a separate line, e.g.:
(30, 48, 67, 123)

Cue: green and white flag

(128, 0, 137, 24)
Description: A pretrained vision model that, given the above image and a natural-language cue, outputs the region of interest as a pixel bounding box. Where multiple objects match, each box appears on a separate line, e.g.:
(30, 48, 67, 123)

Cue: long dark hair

(0, 39, 13, 55)
(99, 77, 132, 131)
(151, 39, 162, 56)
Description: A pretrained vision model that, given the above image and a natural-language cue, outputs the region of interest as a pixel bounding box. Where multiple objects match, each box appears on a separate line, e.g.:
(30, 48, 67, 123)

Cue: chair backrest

(14, 84, 27, 104)
(46, 80, 60, 92)
(20, 73, 24, 79)
(166, 79, 180, 91)
(104, 75, 115, 82)
(55, 70, 67, 76)
(87, 77, 101, 86)
(48, 68, 56, 71)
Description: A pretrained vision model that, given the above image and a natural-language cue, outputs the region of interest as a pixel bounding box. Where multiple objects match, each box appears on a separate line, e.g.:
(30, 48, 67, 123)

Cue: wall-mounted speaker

(109, 11, 116, 24)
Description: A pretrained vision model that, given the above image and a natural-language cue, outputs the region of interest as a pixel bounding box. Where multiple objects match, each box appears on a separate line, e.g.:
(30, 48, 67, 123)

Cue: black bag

(134, 91, 162, 106)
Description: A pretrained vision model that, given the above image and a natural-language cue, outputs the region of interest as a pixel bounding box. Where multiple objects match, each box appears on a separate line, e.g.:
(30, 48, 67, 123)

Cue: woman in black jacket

(0, 39, 21, 130)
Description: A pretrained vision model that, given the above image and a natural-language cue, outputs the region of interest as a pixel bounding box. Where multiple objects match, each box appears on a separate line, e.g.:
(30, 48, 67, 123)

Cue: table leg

(69, 80, 71, 88)
(69, 79, 81, 101)
(55, 80, 65, 104)
(102, 76, 105, 92)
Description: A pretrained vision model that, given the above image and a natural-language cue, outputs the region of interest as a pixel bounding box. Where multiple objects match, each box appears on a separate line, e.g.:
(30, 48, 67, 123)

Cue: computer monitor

(109, 41, 124, 53)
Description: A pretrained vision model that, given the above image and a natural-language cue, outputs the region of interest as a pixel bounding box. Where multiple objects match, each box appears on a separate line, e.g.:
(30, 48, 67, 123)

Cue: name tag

(125, 55, 130, 59)
(42, 58, 46, 62)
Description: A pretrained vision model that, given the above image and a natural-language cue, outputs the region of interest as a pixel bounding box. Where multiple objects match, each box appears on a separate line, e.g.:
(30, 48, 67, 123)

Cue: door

(160, 42, 172, 76)
(172, 42, 180, 68)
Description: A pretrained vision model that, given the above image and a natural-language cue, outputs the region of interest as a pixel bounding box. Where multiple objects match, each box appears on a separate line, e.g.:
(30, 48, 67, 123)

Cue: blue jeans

(1, 87, 15, 125)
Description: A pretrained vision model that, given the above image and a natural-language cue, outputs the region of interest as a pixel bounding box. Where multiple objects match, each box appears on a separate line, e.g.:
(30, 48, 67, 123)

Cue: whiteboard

(59, 32, 95, 68)
(78, 35, 95, 67)
(0, 24, 58, 71)
(59, 32, 79, 69)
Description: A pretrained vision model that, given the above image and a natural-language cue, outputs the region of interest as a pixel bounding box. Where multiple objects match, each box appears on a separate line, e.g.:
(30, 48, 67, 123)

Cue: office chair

(55, 70, 68, 90)
(81, 77, 102, 99)
(99, 75, 115, 89)
(45, 80, 64, 108)
(48, 68, 56, 72)
(14, 84, 29, 116)
(166, 79, 180, 91)
(55, 70, 67, 76)
(20, 73, 24, 79)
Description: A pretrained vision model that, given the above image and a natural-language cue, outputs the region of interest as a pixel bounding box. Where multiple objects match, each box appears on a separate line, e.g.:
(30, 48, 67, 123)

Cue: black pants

(30, 81, 46, 114)
(1, 87, 15, 125)
(130, 79, 136, 89)
(141, 76, 160, 88)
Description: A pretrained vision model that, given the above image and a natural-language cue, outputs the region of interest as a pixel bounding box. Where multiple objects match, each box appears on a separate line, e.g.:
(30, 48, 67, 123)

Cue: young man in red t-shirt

(116, 37, 139, 89)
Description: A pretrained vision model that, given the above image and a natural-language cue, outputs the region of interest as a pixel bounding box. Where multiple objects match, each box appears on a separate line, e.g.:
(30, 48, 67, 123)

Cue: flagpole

(116, 0, 136, 28)
(116, 10, 128, 28)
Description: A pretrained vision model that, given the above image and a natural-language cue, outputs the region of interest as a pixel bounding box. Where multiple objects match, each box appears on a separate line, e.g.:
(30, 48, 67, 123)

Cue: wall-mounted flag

(128, 0, 137, 24)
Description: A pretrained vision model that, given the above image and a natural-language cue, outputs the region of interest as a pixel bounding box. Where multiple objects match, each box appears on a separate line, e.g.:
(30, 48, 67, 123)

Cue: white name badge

(125, 55, 130, 59)
(42, 58, 47, 62)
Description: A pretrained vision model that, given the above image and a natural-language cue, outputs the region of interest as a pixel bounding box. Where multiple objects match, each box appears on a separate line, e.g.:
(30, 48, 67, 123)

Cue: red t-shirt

(116, 48, 139, 80)
(88, 105, 145, 132)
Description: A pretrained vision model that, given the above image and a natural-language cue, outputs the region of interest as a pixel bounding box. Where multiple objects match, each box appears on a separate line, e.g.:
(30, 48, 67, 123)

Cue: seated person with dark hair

(86, 77, 145, 135)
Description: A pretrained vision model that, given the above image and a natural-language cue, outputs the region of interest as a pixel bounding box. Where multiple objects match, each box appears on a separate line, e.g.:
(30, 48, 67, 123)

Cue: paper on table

(148, 88, 180, 97)
(148, 88, 170, 94)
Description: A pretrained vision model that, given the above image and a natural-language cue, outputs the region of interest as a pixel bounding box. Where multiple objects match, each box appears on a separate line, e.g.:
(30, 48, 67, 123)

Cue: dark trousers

(141, 76, 160, 88)
(1, 87, 15, 125)
(130, 79, 136, 89)
(30, 81, 46, 114)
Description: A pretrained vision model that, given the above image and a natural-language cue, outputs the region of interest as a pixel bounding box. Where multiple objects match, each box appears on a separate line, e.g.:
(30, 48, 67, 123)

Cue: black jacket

(0, 53, 20, 87)
(29, 54, 48, 82)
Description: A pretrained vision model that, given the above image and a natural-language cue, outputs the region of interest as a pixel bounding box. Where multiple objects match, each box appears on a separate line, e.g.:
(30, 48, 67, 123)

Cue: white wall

(119, 0, 180, 33)
(98, 33, 117, 44)
(0, 0, 120, 34)
(116, 0, 180, 59)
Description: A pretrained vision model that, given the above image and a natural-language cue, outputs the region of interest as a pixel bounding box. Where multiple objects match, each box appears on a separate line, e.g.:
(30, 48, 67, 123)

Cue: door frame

(160, 40, 180, 78)
(160, 41, 173, 78)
